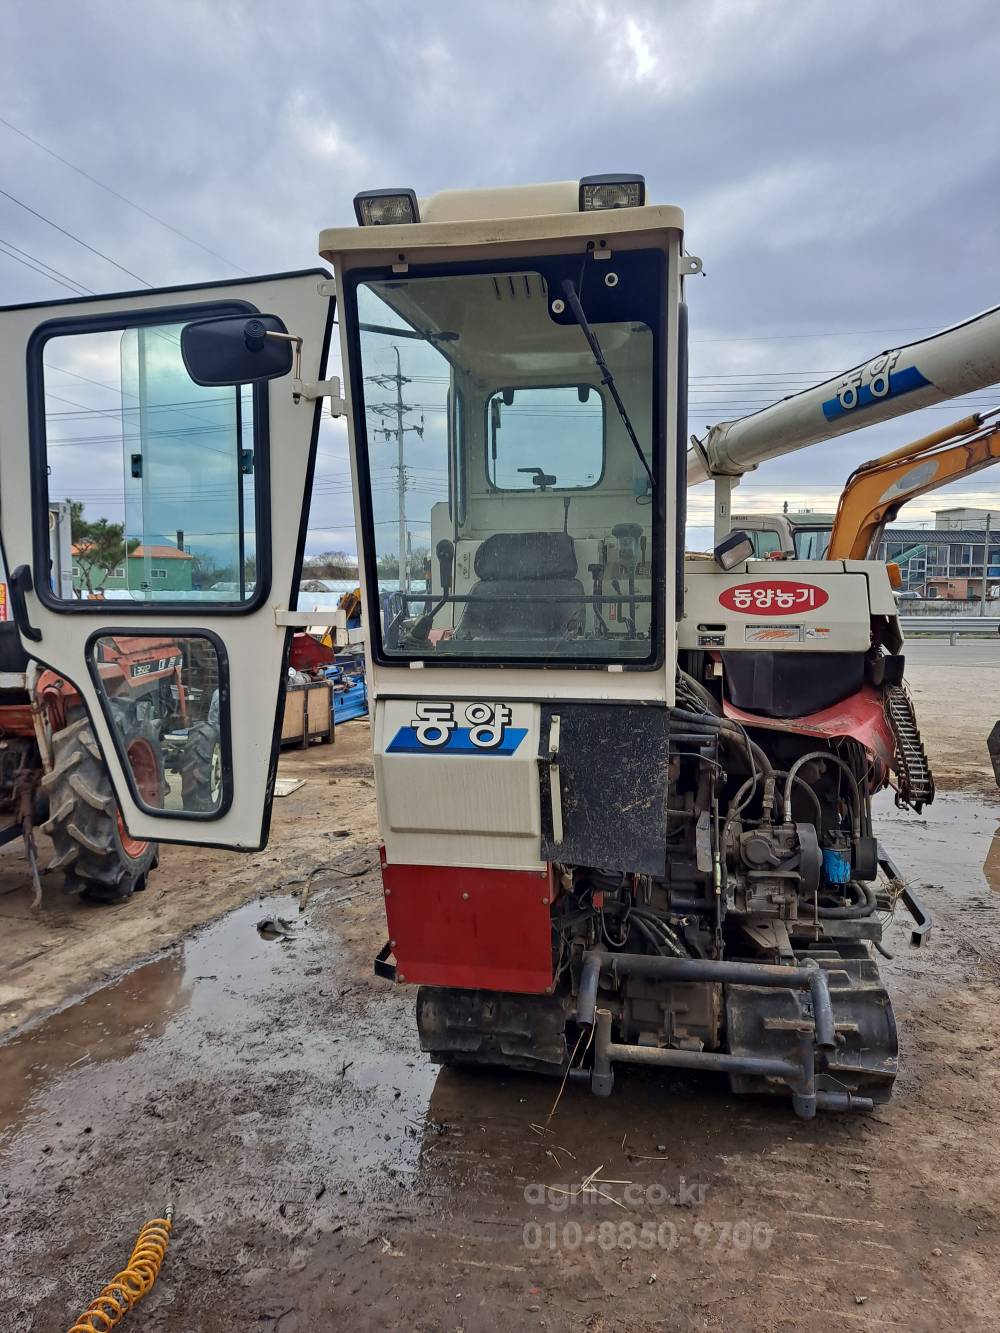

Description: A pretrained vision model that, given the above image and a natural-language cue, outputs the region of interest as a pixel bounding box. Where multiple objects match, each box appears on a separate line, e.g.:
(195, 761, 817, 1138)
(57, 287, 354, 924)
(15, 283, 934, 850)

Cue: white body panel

(373, 698, 543, 869)
(680, 558, 892, 653)
(0, 271, 332, 849)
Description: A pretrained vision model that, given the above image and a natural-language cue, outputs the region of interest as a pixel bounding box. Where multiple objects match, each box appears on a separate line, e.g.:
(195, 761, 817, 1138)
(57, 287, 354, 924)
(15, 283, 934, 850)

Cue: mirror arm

(264, 332, 345, 415)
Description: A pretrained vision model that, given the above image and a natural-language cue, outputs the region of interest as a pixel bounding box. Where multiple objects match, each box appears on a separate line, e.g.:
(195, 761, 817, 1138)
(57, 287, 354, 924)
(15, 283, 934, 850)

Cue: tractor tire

(178, 720, 222, 812)
(41, 717, 159, 904)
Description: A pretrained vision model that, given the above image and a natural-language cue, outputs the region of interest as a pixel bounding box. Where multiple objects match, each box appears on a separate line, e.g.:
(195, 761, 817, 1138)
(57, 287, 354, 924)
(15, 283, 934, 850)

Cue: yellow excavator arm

(827, 410, 1000, 560)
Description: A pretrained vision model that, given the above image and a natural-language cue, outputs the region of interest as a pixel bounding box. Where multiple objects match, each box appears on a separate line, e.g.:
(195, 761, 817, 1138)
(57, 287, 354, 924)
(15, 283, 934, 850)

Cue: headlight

(353, 189, 420, 226)
(715, 530, 755, 571)
(578, 174, 646, 211)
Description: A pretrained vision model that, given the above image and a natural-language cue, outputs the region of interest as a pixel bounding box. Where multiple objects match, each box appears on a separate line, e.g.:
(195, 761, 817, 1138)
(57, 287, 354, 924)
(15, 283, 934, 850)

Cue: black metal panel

(538, 702, 671, 875)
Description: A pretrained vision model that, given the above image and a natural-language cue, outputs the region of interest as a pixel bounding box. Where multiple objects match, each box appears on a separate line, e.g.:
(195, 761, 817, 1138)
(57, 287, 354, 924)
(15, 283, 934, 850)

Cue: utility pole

(980, 514, 992, 616)
(366, 345, 424, 593)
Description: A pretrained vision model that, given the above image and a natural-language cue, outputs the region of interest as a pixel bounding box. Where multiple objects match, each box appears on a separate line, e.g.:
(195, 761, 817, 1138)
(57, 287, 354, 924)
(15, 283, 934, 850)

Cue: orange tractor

(0, 625, 215, 904)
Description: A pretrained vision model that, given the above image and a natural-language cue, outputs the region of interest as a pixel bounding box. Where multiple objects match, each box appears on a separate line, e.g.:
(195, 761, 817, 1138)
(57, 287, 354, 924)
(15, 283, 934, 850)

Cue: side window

(487, 385, 604, 490)
(793, 529, 831, 560)
(88, 632, 226, 817)
(38, 315, 259, 604)
(750, 529, 782, 558)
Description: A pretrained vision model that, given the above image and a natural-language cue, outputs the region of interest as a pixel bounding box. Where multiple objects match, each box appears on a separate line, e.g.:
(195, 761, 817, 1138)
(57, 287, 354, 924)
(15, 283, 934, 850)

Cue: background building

(877, 507, 1000, 598)
(71, 543, 194, 596)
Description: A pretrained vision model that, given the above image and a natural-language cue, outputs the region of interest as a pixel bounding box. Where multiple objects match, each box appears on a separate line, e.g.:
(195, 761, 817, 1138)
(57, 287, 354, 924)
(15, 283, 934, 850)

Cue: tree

(302, 550, 357, 579)
(191, 553, 231, 589)
(67, 500, 137, 598)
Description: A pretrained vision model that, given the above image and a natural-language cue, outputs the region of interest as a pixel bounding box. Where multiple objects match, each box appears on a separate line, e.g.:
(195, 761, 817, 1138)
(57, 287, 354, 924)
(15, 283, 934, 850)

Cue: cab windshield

(346, 251, 664, 665)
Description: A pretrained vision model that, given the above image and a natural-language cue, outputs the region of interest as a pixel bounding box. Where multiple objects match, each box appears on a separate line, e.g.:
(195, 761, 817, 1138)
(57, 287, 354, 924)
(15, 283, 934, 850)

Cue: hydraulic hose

(783, 750, 862, 835)
(816, 880, 877, 919)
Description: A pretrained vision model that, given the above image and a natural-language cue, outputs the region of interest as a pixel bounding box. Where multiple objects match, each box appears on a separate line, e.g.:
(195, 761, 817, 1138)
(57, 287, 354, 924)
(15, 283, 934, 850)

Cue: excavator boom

(828, 412, 1000, 559)
(689, 303, 1000, 485)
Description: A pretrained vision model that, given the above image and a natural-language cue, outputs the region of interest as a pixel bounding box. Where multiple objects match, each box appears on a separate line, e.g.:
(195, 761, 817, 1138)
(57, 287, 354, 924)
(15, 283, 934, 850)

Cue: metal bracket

(318, 279, 336, 298)
(292, 374, 346, 417)
(547, 715, 563, 846)
(272, 606, 364, 646)
(878, 843, 933, 946)
(681, 254, 703, 275)
(274, 607, 347, 629)
(374, 940, 397, 982)
(740, 919, 795, 959)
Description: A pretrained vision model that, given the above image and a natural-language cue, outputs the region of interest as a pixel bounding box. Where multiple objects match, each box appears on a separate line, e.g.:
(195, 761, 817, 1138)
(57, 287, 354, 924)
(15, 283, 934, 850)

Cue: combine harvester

(2, 176, 999, 1114)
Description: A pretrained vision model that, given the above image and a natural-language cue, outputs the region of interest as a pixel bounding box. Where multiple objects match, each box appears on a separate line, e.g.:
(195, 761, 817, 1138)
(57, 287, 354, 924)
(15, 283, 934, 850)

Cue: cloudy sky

(3, 0, 1000, 556)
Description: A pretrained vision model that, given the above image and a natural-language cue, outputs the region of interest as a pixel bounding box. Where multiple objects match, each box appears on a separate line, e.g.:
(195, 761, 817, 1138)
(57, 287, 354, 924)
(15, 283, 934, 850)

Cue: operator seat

(454, 532, 584, 641)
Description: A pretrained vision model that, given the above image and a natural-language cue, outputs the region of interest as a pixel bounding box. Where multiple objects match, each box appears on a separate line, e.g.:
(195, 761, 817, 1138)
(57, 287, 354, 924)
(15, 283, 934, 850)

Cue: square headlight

(353, 189, 420, 226)
(715, 530, 755, 572)
(579, 174, 646, 211)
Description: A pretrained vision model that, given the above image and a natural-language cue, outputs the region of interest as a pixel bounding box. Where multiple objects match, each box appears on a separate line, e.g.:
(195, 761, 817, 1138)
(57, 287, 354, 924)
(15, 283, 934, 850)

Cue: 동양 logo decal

(821, 351, 931, 421)
(387, 702, 527, 755)
(720, 580, 830, 616)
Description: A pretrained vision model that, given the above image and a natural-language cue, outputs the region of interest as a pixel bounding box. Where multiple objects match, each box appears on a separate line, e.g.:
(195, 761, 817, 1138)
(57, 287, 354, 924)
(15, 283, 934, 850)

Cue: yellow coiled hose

(67, 1206, 173, 1332)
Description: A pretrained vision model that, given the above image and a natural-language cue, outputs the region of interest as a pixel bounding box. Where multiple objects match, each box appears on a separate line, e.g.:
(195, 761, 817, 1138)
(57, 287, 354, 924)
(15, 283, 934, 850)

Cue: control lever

(436, 539, 455, 597)
(612, 524, 643, 637)
(409, 539, 456, 643)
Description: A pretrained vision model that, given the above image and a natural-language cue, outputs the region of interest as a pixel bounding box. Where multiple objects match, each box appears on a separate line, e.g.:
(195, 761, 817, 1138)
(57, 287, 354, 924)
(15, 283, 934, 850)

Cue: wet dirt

(0, 722, 379, 1039)
(1, 733, 999, 1331)
(904, 642, 1000, 797)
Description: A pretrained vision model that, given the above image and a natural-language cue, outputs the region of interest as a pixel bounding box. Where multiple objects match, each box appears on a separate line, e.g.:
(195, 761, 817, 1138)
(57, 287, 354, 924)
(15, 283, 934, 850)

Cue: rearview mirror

(181, 313, 294, 386)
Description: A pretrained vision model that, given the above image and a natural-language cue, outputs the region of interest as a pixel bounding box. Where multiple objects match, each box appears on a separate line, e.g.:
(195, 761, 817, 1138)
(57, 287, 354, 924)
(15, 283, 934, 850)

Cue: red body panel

(289, 631, 335, 674)
(723, 683, 895, 774)
(381, 854, 555, 994)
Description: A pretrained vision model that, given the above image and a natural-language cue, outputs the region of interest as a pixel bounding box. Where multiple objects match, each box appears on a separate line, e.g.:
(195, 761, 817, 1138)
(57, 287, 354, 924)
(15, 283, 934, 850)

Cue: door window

(87, 632, 227, 817)
(34, 310, 261, 606)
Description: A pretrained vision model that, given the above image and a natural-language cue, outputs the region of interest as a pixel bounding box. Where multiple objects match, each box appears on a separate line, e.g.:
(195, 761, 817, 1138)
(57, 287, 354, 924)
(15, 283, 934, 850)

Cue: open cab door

(0, 270, 336, 850)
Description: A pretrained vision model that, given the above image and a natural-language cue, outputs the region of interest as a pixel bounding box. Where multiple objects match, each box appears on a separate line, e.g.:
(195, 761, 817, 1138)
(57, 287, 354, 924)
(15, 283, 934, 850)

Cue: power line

(0, 236, 94, 295)
(690, 325, 937, 344)
(0, 114, 247, 275)
(0, 184, 152, 287)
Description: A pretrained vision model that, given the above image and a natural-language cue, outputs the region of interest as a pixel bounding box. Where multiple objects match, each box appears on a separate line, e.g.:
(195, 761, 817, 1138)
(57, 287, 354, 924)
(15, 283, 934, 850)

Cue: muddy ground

(1, 643, 999, 1332)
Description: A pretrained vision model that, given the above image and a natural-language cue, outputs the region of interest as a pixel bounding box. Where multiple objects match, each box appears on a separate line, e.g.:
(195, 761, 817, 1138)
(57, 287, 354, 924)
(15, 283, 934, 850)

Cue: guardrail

(900, 615, 999, 639)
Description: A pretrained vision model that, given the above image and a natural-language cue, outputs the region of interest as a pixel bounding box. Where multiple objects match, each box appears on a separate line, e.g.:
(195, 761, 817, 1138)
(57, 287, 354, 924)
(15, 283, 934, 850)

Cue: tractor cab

(321, 179, 689, 679)
(341, 246, 662, 664)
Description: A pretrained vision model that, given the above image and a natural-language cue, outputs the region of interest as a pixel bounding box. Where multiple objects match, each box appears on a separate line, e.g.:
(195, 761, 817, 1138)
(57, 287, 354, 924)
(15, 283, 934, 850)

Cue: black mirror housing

(181, 313, 294, 386)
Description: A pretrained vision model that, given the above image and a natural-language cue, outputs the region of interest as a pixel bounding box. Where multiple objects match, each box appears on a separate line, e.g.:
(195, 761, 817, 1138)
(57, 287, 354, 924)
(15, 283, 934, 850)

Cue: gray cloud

(2, 0, 999, 550)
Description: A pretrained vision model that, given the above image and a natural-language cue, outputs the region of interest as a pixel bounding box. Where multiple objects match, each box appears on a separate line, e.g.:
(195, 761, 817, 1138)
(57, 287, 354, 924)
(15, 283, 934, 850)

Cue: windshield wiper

(560, 277, 653, 487)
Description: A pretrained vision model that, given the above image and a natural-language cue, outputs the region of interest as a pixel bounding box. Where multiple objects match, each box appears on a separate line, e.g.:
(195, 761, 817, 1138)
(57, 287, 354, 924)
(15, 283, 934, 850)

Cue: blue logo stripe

(386, 726, 528, 756)
(821, 365, 931, 421)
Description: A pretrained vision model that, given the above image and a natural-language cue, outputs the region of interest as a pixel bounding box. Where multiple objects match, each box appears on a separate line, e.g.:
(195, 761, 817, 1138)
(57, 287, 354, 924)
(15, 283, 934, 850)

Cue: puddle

(873, 790, 1000, 899)
(0, 890, 439, 1224)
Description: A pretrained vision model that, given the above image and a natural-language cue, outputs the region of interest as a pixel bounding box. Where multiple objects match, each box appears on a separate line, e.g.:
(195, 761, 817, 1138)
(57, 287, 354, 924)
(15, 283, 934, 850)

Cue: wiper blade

(560, 278, 653, 486)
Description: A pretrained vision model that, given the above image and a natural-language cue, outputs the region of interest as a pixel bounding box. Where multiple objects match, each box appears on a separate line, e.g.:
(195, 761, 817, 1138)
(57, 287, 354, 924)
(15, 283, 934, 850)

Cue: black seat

(0, 622, 30, 673)
(455, 532, 584, 641)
